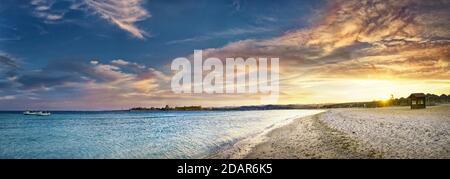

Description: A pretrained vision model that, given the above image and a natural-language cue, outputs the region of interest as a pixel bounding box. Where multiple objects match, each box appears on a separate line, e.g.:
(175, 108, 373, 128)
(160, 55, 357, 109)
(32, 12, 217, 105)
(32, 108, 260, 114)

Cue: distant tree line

(130, 105, 203, 111)
(129, 93, 450, 111)
(321, 93, 450, 108)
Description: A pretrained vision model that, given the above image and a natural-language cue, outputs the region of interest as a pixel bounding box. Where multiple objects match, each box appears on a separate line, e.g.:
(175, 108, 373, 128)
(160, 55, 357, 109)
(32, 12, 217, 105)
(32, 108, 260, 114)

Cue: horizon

(1, 0, 450, 110)
(2, 92, 449, 111)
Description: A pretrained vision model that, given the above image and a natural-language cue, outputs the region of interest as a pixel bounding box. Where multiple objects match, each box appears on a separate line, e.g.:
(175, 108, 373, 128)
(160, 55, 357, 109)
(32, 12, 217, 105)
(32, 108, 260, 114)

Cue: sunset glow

(0, 0, 449, 110)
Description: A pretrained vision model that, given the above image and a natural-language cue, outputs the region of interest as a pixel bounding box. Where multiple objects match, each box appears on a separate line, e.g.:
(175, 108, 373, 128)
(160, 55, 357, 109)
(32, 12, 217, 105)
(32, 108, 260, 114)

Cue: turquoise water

(0, 110, 322, 159)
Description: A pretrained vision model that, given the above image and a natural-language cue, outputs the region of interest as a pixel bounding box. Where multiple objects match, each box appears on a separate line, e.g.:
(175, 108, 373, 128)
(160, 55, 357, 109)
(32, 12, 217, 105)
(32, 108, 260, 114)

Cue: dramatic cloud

(4, 0, 449, 109)
(30, 0, 150, 38)
(194, 0, 450, 103)
(201, 0, 450, 79)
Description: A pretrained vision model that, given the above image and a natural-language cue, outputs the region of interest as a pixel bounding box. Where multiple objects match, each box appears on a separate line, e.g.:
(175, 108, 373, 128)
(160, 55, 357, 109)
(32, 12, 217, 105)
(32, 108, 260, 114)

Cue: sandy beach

(211, 105, 450, 159)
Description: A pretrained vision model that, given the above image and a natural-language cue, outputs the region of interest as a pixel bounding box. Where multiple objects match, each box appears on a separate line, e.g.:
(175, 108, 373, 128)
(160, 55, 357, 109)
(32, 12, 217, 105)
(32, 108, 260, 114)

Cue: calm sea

(0, 110, 323, 159)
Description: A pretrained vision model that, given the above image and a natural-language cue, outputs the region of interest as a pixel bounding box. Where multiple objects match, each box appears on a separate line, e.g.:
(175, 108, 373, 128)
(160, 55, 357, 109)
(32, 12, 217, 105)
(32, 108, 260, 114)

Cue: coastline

(210, 105, 450, 159)
(207, 109, 326, 159)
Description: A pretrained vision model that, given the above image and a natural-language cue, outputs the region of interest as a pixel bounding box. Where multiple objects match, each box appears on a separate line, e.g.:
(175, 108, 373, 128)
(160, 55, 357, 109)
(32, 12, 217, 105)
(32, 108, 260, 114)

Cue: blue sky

(0, 0, 449, 110)
(1, 0, 322, 69)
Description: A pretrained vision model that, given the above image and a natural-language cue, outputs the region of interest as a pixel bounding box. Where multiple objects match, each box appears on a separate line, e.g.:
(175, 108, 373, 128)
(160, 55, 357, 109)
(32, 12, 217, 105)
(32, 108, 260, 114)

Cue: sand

(210, 105, 450, 159)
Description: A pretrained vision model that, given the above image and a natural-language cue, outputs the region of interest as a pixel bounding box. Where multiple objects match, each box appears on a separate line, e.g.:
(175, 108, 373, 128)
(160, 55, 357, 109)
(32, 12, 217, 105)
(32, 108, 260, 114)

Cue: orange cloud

(188, 0, 450, 105)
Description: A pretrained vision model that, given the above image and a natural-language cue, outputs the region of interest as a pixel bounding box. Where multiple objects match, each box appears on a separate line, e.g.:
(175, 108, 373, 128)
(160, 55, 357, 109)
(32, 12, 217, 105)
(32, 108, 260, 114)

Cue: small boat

(23, 111, 51, 116)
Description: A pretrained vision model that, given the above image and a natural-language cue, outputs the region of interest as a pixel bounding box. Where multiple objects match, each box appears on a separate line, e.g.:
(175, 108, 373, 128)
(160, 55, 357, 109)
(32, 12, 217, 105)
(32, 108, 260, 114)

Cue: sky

(0, 0, 449, 110)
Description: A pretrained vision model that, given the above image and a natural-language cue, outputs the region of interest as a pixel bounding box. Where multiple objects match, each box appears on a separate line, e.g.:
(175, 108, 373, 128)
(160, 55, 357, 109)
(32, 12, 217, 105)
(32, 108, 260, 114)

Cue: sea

(0, 110, 323, 159)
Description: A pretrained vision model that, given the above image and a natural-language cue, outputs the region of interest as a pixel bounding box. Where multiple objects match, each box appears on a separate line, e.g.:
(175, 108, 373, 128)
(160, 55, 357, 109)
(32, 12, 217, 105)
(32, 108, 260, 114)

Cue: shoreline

(207, 110, 326, 159)
(207, 111, 329, 159)
(210, 105, 450, 159)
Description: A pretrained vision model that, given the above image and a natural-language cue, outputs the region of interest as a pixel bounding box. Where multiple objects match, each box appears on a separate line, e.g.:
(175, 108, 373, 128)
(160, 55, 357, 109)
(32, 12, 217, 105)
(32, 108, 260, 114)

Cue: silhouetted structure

(408, 93, 426, 109)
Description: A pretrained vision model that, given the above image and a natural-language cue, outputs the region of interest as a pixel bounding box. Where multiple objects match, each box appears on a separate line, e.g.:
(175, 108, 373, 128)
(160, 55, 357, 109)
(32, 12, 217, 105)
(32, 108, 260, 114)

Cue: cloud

(213, 27, 273, 36)
(256, 16, 278, 23)
(84, 0, 150, 39)
(41, 60, 132, 84)
(4, 0, 449, 109)
(111, 59, 129, 65)
(0, 36, 22, 41)
(231, 0, 243, 12)
(111, 59, 146, 71)
(0, 95, 15, 100)
(167, 26, 273, 45)
(7, 59, 170, 104)
(45, 14, 63, 20)
(0, 54, 18, 69)
(200, 0, 450, 80)
(17, 73, 79, 91)
(29, 0, 150, 38)
(90, 60, 99, 65)
(177, 0, 450, 105)
(0, 57, 177, 109)
(0, 53, 19, 80)
(29, 0, 65, 23)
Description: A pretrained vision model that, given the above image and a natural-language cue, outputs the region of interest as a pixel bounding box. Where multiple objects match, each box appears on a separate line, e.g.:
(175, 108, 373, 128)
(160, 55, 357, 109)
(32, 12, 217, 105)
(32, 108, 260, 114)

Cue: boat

(23, 111, 51, 116)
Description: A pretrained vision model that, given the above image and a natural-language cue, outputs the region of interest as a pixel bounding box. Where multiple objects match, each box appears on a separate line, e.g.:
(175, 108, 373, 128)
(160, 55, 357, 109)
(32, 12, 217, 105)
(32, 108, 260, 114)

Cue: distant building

(408, 93, 426, 109)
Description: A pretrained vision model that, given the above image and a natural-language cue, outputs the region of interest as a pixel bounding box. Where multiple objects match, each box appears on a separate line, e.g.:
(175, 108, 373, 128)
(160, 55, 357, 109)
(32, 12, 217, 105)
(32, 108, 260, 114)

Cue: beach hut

(408, 93, 426, 109)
